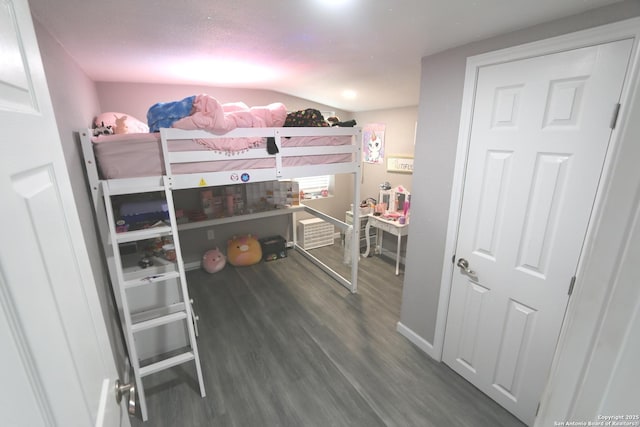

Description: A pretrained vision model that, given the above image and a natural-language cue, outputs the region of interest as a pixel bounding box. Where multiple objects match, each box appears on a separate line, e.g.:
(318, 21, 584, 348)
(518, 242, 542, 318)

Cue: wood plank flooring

(131, 242, 525, 427)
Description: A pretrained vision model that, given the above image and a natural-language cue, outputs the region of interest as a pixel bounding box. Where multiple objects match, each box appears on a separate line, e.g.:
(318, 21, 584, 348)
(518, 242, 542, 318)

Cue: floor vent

(298, 218, 335, 249)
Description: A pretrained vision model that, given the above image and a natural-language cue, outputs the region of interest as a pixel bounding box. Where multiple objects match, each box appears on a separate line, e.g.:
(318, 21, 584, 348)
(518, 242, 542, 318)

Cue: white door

(442, 39, 632, 425)
(0, 0, 129, 426)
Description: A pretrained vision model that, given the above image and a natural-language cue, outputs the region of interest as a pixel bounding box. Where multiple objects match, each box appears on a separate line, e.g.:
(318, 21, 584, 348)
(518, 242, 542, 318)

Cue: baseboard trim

(396, 321, 439, 361)
(184, 260, 201, 271)
(380, 247, 406, 265)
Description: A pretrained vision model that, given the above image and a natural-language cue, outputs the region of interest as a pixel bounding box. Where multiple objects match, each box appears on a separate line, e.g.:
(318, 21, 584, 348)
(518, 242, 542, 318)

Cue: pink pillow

(94, 112, 149, 134)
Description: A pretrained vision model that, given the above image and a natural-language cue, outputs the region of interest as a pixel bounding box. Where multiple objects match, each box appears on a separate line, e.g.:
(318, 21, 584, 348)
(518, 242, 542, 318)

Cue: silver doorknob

(457, 258, 476, 277)
(115, 379, 136, 415)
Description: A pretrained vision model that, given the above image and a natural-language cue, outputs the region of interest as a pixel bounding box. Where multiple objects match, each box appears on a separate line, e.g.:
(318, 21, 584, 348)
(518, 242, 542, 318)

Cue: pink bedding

(91, 133, 352, 179)
(171, 96, 289, 152)
(173, 96, 286, 131)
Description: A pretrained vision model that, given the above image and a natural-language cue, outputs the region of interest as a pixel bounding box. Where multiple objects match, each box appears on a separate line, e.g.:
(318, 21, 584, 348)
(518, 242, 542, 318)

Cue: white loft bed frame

(80, 126, 363, 292)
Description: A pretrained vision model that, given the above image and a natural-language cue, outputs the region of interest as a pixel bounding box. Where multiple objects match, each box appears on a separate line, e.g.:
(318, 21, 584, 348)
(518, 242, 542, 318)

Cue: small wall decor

(363, 123, 385, 164)
(387, 156, 414, 174)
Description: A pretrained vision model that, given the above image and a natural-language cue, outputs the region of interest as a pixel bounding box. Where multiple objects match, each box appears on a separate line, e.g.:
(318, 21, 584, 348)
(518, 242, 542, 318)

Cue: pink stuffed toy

(202, 248, 226, 273)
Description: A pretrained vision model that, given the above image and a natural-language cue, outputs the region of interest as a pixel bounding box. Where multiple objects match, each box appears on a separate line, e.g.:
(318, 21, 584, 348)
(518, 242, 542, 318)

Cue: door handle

(457, 258, 476, 277)
(115, 379, 136, 415)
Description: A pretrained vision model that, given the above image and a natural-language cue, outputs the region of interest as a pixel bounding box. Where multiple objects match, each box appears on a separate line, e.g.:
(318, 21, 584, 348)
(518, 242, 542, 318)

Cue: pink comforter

(172, 94, 287, 153)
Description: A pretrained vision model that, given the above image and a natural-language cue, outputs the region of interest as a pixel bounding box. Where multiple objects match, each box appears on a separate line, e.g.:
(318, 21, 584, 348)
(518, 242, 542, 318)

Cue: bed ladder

(101, 176, 205, 421)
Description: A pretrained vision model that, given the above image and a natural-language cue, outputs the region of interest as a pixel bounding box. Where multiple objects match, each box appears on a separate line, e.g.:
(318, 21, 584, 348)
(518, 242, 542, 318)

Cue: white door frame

(432, 15, 640, 382)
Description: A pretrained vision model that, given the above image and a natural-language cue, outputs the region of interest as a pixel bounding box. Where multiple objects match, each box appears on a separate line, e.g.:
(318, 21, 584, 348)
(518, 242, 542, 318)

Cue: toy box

(259, 236, 287, 262)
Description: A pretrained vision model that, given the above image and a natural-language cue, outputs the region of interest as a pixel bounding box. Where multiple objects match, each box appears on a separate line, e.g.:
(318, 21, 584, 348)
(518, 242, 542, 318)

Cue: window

(295, 175, 333, 199)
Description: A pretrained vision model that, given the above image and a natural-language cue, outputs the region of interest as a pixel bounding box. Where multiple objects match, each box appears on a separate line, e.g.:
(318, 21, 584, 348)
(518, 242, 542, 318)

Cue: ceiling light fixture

(168, 58, 283, 85)
(317, 0, 352, 8)
(342, 89, 357, 99)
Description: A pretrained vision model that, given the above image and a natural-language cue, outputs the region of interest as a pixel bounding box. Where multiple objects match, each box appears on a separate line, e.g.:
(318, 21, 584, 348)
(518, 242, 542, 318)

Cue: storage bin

(259, 236, 287, 261)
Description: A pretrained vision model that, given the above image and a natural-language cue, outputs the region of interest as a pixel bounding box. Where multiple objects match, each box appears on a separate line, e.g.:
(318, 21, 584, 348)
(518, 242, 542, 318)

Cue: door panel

(443, 39, 633, 425)
(516, 153, 570, 278)
(0, 0, 126, 425)
(492, 299, 535, 400)
(474, 150, 513, 260)
(457, 280, 490, 372)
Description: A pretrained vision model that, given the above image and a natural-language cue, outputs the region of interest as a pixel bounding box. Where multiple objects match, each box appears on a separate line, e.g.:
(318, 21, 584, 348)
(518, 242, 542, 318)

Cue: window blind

(295, 175, 331, 196)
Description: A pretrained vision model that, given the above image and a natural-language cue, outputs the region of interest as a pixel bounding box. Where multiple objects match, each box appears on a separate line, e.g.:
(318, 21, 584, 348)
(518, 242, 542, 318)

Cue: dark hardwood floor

(132, 242, 525, 427)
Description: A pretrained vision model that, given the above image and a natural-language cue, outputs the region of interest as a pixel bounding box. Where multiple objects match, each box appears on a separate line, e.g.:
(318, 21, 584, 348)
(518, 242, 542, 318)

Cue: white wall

(352, 107, 417, 259)
(353, 107, 417, 201)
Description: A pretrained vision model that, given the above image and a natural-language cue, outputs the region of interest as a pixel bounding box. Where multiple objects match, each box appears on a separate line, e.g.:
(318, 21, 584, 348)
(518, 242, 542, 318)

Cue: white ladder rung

(97, 171, 206, 422)
(131, 311, 188, 333)
(130, 302, 186, 325)
(115, 225, 173, 243)
(107, 181, 166, 196)
(109, 185, 167, 195)
(124, 271, 180, 289)
(139, 351, 195, 377)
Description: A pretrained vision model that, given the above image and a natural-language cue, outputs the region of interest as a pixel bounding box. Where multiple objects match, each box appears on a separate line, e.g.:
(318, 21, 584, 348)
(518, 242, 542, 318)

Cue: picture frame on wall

(387, 155, 414, 174)
(363, 123, 385, 164)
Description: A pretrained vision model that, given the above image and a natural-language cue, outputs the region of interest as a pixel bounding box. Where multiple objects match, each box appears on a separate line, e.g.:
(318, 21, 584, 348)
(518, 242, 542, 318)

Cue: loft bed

(79, 95, 364, 421)
(80, 125, 363, 292)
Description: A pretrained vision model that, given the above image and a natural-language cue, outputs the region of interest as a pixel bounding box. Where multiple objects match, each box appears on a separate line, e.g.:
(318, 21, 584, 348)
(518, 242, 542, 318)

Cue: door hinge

(568, 276, 576, 296)
(610, 103, 621, 129)
(536, 401, 541, 416)
(452, 254, 456, 264)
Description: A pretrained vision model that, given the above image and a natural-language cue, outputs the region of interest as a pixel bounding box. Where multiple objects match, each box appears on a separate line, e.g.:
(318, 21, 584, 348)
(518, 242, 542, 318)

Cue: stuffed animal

(202, 248, 226, 273)
(227, 234, 262, 267)
(94, 112, 149, 134)
(93, 121, 114, 136)
(113, 114, 130, 134)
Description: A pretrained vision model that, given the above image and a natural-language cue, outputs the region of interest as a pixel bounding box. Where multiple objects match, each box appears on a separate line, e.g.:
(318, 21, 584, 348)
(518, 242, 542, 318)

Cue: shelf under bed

(79, 126, 363, 293)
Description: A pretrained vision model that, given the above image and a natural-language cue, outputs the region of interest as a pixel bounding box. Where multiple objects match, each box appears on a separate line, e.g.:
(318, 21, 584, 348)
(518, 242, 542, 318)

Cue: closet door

(0, 0, 127, 425)
(442, 39, 632, 425)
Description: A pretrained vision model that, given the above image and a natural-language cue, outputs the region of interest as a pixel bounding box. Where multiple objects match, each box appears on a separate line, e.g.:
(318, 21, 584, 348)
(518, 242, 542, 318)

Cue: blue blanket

(147, 95, 196, 132)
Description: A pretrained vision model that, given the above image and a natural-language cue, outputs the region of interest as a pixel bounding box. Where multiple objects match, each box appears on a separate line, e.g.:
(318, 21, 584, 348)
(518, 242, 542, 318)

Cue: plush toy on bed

(113, 114, 130, 134)
(202, 247, 226, 273)
(93, 121, 114, 136)
(94, 112, 150, 134)
(227, 234, 262, 267)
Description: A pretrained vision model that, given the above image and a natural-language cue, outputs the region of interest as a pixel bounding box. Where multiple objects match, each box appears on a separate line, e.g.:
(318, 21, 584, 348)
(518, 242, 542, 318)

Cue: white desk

(363, 214, 409, 275)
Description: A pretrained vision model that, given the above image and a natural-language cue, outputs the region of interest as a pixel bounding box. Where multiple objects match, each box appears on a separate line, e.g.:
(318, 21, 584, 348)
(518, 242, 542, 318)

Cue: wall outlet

(207, 229, 215, 240)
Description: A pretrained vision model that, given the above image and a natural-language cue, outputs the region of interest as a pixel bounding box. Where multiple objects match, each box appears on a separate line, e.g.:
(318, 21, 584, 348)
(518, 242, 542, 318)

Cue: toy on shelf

(202, 248, 226, 273)
(227, 234, 262, 267)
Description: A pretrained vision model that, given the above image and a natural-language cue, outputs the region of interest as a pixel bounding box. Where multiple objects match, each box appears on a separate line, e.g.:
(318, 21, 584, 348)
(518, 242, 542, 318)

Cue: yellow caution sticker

(198, 178, 207, 186)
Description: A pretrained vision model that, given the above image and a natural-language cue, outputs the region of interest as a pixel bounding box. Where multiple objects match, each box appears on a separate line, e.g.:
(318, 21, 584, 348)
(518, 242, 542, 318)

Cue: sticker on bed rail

(230, 173, 239, 182)
(198, 178, 207, 186)
(241, 173, 250, 182)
